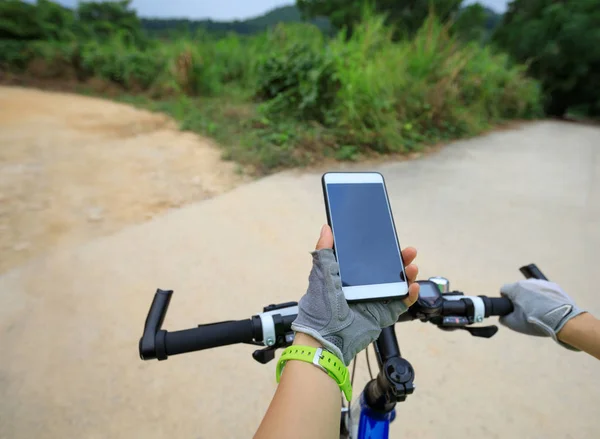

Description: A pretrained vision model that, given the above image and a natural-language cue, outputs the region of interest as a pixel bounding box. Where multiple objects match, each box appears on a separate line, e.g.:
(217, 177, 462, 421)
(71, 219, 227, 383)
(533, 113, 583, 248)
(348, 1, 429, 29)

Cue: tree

(297, 0, 362, 32)
(297, 0, 462, 37)
(494, 0, 600, 117)
(0, 0, 43, 40)
(76, 0, 143, 43)
(36, 0, 75, 40)
(453, 3, 487, 42)
(0, 0, 142, 43)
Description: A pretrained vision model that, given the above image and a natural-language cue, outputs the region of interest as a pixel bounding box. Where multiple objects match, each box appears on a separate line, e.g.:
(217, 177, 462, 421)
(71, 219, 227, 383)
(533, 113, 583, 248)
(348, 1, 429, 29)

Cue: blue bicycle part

(354, 394, 394, 439)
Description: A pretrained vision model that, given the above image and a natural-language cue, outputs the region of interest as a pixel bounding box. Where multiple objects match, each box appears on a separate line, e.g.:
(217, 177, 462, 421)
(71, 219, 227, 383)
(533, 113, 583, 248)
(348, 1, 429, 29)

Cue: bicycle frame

(348, 394, 395, 439)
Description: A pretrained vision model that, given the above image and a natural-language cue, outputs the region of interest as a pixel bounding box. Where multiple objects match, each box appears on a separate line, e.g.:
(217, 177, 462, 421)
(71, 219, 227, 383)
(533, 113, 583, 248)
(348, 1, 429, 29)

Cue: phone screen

(326, 183, 405, 287)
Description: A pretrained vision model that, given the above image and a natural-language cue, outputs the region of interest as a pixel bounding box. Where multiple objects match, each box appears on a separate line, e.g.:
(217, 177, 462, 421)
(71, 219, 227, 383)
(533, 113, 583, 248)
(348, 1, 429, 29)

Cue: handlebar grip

(441, 300, 466, 316)
(164, 319, 256, 357)
(485, 297, 513, 316)
(519, 264, 548, 281)
(139, 289, 173, 360)
(442, 297, 514, 317)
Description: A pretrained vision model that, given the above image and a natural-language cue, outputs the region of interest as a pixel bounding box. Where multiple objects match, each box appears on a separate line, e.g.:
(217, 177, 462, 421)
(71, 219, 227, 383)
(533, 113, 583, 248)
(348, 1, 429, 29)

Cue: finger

(403, 281, 419, 307)
(315, 224, 334, 250)
(499, 282, 518, 297)
(401, 247, 417, 266)
(405, 263, 418, 284)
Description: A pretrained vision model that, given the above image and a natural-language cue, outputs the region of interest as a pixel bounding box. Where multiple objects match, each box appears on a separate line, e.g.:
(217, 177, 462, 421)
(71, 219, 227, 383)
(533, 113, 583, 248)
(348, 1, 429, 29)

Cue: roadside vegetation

(1, 0, 595, 173)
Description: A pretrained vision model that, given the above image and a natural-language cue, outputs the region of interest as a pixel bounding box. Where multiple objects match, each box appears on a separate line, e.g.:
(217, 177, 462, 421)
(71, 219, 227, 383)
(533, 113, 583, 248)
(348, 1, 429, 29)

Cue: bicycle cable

(366, 345, 374, 380)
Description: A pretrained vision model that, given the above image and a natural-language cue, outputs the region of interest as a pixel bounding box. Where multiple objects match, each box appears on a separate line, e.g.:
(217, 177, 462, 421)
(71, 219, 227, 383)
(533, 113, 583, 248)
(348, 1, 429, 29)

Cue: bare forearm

(254, 334, 341, 439)
(558, 313, 600, 360)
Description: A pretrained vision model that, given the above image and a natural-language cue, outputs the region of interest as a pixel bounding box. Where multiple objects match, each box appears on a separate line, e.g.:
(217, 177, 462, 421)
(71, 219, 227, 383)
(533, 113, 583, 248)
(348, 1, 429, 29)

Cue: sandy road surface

(0, 86, 244, 273)
(1, 96, 599, 438)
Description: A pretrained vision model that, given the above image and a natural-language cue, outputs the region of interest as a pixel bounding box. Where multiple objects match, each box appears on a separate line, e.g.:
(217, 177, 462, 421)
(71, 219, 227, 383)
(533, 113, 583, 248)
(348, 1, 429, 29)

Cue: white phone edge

(322, 172, 385, 184)
(322, 172, 408, 302)
(342, 282, 409, 302)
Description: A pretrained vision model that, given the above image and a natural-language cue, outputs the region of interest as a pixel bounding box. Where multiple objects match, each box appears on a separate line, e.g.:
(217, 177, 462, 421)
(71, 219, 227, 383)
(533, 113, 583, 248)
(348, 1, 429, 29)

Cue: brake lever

(251, 332, 295, 364)
(460, 325, 498, 338)
(434, 316, 499, 338)
(252, 346, 278, 364)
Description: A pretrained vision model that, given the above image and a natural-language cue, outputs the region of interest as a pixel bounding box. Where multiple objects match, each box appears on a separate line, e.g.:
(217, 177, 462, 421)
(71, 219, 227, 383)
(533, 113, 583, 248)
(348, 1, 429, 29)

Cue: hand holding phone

(322, 172, 408, 302)
(291, 225, 419, 365)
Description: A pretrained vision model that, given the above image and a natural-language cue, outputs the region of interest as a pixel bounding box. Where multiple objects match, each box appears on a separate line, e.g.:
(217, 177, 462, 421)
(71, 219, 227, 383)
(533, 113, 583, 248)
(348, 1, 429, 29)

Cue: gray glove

(499, 279, 585, 350)
(291, 248, 409, 365)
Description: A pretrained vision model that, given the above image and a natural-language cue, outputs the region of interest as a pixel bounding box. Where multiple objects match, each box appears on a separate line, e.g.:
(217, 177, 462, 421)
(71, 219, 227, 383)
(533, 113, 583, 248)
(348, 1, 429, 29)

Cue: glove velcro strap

(276, 345, 352, 401)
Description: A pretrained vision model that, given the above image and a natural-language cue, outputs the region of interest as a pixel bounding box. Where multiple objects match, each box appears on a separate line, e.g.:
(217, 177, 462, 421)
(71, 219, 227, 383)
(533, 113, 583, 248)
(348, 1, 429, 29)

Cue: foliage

(0, 0, 144, 45)
(0, 1, 542, 173)
(322, 14, 540, 152)
(298, 0, 462, 38)
(256, 43, 339, 123)
(0, 40, 32, 69)
(453, 3, 487, 42)
(0, 0, 69, 40)
(494, 0, 600, 117)
(76, 0, 144, 44)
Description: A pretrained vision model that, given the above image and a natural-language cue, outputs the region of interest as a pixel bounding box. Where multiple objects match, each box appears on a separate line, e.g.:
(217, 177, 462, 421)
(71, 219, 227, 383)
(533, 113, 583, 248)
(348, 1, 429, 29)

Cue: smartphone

(322, 172, 408, 302)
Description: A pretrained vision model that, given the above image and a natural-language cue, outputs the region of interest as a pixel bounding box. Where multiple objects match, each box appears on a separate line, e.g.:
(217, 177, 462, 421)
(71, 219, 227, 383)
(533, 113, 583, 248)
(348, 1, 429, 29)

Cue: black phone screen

(326, 183, 405, 287)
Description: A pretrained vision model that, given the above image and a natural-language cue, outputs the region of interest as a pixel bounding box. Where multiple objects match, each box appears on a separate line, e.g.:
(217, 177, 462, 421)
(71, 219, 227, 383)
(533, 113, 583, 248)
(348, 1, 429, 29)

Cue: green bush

(255, 42, 339, 122)
(257, 13, 541, 154)
(241, 13, 540, 168)
(79, 38, 163, 88)
(0, 40, 33, 70)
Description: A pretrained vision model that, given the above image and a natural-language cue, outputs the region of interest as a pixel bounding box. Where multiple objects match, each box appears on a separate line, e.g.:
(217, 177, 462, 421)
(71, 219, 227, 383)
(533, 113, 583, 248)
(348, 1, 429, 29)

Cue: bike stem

(363, 325, 415, 413)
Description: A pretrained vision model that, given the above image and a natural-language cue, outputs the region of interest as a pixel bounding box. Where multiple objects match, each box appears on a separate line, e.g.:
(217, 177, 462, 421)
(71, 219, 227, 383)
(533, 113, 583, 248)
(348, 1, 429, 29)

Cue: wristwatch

(276, 345, 352, 401)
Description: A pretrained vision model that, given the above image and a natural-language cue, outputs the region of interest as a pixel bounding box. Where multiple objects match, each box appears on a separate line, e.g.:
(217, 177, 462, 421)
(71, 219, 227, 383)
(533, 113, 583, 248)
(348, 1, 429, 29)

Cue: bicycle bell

(428, 277, 450, 293)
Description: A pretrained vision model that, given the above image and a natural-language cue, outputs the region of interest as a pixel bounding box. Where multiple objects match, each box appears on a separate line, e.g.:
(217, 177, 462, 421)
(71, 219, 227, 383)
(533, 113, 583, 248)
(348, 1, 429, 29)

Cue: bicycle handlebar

(140, 293, 513, 360)
(138, 263, 546, 417)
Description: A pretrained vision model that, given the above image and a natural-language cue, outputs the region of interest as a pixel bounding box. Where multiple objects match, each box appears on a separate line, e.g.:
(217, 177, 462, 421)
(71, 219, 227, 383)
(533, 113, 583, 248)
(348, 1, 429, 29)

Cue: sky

(51, 1, 510, 20)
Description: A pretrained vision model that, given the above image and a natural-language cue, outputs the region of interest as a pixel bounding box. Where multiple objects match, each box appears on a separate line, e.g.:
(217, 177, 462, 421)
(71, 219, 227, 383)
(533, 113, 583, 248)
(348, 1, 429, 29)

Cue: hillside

(140, 3, 501, 38)
(142, 5, 331, 36)
(482, 6, 502, 30)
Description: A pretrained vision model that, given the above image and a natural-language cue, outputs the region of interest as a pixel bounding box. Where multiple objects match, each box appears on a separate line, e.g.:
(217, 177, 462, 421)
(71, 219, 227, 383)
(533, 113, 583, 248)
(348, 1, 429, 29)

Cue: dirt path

(0, 86, 245, 273)
(1, 115, 599, 438)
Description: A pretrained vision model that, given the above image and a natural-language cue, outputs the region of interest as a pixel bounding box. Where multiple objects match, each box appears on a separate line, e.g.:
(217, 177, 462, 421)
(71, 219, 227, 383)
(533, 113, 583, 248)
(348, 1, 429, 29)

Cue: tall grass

(1, 14, 542, 173)
(256, 14, 541, 153)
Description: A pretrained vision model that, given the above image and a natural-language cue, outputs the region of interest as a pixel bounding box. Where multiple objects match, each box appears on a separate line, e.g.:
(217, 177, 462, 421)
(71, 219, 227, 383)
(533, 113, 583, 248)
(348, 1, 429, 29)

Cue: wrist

(292, 325, 345, 363)
(558, 312, 590, 344)
(293, 332, 323, 348)
(277, 343, 353, 401)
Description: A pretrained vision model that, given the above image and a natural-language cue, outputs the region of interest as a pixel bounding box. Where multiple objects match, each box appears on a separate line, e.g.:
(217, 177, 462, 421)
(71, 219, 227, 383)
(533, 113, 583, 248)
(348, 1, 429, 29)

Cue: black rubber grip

(139, 289, 173, 360)
(519, 264, 548, 281)
(442, 300, 467, 316)
(485, 297, 514, 316)
(164, 319, 255, 357)
(442, 297, 514, 317)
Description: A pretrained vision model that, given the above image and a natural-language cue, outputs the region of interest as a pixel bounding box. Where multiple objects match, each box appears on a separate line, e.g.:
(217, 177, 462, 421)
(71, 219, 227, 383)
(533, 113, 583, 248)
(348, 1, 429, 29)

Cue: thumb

(316, 224, 334, 250)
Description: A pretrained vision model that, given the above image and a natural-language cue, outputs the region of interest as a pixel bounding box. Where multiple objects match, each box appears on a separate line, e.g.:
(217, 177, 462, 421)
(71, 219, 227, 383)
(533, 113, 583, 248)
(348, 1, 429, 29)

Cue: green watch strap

(276, 345, 352, 401)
